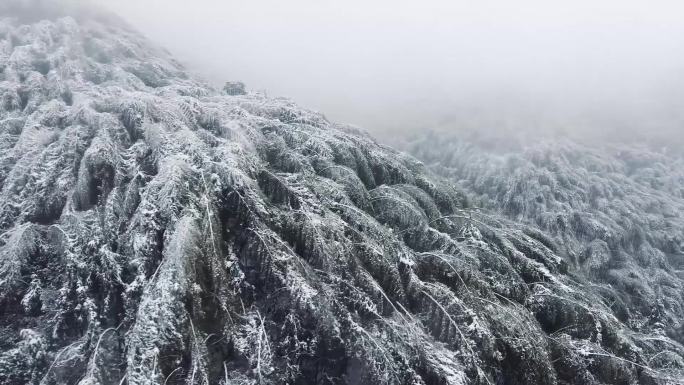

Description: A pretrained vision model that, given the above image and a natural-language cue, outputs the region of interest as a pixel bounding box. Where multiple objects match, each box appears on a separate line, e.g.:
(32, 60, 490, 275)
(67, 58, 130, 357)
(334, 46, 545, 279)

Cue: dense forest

(0, 4, 682, 385)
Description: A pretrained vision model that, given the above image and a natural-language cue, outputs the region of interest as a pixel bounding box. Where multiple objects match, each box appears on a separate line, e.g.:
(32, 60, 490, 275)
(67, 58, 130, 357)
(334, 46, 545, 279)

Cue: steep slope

(0, 7, 682, 385)
(409, 133, 684, 384)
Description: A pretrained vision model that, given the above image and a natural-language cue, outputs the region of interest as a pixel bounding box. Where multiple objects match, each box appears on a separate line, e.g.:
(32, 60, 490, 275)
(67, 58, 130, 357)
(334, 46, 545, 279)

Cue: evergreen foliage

(0, 9, 681, 385)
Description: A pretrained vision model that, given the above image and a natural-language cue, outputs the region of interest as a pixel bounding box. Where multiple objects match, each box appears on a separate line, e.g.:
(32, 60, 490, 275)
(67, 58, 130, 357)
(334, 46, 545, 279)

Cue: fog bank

(16, 0, 684, 144)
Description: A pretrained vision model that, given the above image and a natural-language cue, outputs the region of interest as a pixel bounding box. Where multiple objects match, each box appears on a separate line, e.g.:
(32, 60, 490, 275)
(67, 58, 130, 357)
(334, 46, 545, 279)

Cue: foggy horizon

(4, 0, 684, 145)
(99, 0, 684, 145)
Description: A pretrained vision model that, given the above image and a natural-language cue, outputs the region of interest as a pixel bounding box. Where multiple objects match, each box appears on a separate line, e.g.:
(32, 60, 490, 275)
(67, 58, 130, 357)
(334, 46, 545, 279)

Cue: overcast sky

(101, 0, 684, 141)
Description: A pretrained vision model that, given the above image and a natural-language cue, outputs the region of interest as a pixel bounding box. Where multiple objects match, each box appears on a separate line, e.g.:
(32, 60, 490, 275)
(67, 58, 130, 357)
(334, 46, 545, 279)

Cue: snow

(0, 7, 682, 385)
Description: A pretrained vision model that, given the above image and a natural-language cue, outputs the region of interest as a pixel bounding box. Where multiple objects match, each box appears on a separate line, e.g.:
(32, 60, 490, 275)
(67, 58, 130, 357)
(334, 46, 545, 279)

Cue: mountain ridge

(0, 9, 682, 385)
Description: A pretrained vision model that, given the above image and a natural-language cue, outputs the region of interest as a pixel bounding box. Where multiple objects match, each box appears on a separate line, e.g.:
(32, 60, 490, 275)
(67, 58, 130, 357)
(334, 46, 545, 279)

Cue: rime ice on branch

(0, 7, 682, 385)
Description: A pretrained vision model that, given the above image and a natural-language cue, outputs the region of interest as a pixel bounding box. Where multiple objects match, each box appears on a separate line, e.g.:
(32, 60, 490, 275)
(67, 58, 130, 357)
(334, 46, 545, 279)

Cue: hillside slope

(0, 8, 682, 385)
(409, 133, 684, 384)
